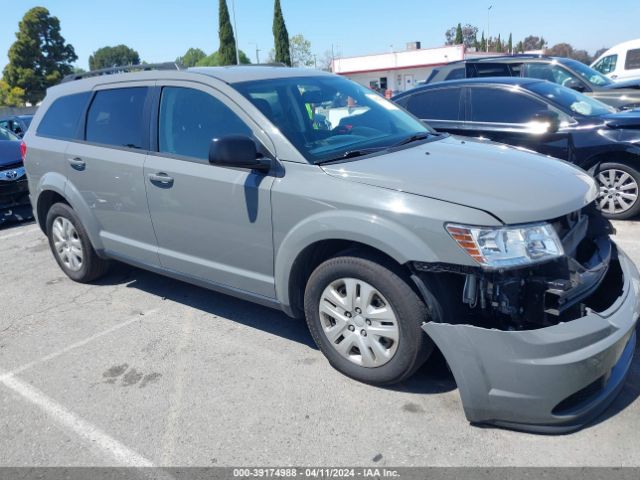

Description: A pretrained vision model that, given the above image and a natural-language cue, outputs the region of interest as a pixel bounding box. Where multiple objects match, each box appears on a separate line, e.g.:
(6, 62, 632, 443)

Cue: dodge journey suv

(24, 65, 639, 432)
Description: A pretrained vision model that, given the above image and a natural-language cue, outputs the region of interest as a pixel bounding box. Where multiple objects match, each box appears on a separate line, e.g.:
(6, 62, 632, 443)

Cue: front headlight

(598, 128, 640, 144)
(446, 223, 564, 269)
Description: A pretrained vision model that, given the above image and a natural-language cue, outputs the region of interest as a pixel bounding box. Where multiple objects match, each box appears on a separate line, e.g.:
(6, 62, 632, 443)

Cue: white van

(591, 39, 640, 82)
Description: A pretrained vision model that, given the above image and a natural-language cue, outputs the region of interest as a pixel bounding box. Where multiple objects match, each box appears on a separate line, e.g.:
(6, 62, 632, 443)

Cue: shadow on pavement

(97, 261, 457, 394)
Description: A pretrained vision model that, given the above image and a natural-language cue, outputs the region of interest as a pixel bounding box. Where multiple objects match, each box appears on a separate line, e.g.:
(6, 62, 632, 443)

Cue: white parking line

(0, 309, 161, 467)
(5, 308, 159, 378)
(0, 373, 155, 467)
(0, 225, 40, 241)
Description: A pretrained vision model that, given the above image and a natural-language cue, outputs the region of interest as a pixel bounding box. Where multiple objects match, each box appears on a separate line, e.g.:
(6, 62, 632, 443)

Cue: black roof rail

(462, 54, 549, 63)
(62, 62, 182, 83)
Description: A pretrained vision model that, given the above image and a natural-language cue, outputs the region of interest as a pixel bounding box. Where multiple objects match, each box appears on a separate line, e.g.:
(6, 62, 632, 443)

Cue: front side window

(86, 87, 148, 149)
(470, 86, 547, 123)
(405, 88, 462, 120)
(560, 59, 612, 87)
(521, 63, 586, 89)
(235, 75, 432, 163)
(158, 87, 252, 161)
(625, 49, 640, 70)
(37, 92, 91, 140)
(593, 55, 618, 74)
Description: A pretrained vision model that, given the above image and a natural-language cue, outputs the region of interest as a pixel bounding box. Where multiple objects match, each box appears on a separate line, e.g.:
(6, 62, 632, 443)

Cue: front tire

(304, 252, 433, 385)
(46, 203, 109, 283)
(595, 162, 640, 220)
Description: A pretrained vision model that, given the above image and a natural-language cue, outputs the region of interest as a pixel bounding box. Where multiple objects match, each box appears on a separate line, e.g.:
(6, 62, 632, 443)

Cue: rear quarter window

(625, 49, 640, 70)
(405, 88, 462, 120)
(36, 92, 91, 139)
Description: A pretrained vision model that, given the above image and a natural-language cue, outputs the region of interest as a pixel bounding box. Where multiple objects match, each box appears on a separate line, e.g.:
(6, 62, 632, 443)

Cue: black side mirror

(532, 110, 561, 134)
(564, 79, 587, 93)
(208, 135, 271, 173)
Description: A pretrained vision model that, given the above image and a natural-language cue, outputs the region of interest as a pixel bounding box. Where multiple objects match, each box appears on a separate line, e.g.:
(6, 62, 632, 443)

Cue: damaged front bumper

(423, 245, 639, 433)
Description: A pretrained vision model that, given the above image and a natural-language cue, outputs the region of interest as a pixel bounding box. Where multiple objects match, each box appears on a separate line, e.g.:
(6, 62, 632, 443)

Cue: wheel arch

(275, 211, 438, 318)
(582, 148, 640, 174)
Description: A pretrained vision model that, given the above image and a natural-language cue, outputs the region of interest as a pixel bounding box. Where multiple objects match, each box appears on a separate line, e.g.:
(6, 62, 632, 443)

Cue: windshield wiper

(316, 147, 388, 164)
(391, 132, 437, 147)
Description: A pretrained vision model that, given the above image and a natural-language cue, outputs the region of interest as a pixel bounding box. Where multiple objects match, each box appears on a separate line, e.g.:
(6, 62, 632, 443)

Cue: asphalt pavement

(0, 219, 639, 467)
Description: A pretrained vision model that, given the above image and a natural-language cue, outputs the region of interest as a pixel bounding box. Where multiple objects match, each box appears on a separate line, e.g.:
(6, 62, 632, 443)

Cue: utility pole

(487, 5, 493, 53)
(231, 0, 240, 64)
(249, 42, 260, 63)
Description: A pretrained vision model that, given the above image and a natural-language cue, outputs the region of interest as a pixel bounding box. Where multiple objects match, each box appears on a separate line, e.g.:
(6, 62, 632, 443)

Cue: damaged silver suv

(23, 65, 639, 432)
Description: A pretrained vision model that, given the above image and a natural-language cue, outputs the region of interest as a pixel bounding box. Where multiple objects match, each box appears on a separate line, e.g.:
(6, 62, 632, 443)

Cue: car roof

(394, 76, 543, 98)
(49, 65, 334, 96)
(447, 55, 563, 65)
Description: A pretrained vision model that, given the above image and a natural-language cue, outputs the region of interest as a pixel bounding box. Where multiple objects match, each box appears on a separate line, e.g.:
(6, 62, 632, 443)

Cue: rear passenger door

(64, 83, 160, 267)
(396, 86, 465, 135)
(143, 82, 276, 298)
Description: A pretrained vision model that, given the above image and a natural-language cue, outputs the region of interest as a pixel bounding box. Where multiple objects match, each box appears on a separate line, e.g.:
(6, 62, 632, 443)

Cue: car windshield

(528, 81, 615, 117)
(19, 116, 32, 128)
(0, 127, 19, 141)
(561, 58, 613, 87)
(234, 75, 434, 163)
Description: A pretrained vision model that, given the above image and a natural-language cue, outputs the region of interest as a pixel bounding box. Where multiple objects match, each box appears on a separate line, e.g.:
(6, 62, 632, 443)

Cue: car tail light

(20, 141, 27, 162)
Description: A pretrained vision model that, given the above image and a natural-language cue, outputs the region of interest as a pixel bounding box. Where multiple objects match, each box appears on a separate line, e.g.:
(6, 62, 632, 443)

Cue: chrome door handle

(68, 157, 86, 171)
(148, 172, 174, 186)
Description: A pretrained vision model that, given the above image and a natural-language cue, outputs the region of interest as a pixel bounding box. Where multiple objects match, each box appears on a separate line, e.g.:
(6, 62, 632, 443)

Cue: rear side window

(37, 92, 90, 139)
(85, 87, 148, 149)
(158, 87, 252, 162)
(470, 87, 547, 123)
(445, 68, 465, 81)
(625, 49, 640, 70)
(405, 88, 462, 120)
(594, 55, 618, 74)
(472, 63, 513, 77)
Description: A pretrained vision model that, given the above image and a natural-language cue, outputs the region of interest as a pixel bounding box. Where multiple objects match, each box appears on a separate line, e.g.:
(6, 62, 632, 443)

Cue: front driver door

(464, 85, 570, 161)
(144, 82, 276, 298)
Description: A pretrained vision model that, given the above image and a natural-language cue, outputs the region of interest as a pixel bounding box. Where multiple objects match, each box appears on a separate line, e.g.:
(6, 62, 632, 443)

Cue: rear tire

(46, 203, 110, 283)
(595, 162, 640, 220)
(304, 252, 433, 385)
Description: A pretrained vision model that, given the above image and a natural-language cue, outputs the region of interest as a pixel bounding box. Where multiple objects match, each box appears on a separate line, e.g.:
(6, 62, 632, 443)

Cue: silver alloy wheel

(318, 277, 399, 367)
(52, 217, 83, 272)
(596, 169, 639, 215)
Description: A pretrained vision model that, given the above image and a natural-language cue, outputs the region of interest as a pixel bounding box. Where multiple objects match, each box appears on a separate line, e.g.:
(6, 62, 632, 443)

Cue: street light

(249, 42, 260, 64)
(231, 0, 240, 64)
(487, 5, 493, 53)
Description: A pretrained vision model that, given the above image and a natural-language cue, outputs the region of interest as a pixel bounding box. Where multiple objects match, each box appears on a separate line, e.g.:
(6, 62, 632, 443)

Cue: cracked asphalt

(0, 219, 639, 467)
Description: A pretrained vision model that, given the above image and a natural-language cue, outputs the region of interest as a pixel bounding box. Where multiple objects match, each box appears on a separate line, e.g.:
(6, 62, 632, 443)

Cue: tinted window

(473, 63, 512, 77)
(470, 87, 547, 123)
(625, 49, 640, 70)
(86, 88, 148, 149)
(159, 87, 252, 161)
(405, 88, 462, 120)
(37, 92, 90, 139)
(445, 68, 465, 81)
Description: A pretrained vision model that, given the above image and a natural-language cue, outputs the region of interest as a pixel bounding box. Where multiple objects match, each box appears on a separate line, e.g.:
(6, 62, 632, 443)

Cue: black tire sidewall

(304, 255, 432, 385)
(46, 203, 101, 282)
(596, 162, 640, 220)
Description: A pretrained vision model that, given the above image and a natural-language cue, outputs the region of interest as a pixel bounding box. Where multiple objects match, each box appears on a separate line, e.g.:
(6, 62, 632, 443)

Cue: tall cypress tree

(507, 33, 513, 54)
(218, 0, 237, 65)
(273, 0, 291, 66)
(454, 24, 463, 45)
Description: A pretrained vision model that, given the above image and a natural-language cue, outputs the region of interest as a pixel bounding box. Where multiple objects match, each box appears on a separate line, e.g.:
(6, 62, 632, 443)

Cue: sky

(1, 0, 639, 71)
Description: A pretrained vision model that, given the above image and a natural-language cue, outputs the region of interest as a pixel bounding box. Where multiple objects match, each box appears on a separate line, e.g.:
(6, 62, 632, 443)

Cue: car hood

(0, 140, 21, 168)
(601, 109, 640, 129)
(321, 136, 598, 224)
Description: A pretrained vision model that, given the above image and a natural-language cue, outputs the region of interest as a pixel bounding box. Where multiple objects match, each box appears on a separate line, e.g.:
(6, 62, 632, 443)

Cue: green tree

(3, 7, 77, 105)
(0, 80, 25, 107)
(177, 48, 207, 67)
(516, 41, 524, 54)
(290, 34, 314, 67)
(480, 31, 486, 51)
(218, 0, 237, 65)
(454, 24, 464, 45)
(496, 34, 503, 52)
(273, 0, 291, 66)
(89, 45, 140, 71)
(196, 50, 251, 67)
(507, 33, 513, 54)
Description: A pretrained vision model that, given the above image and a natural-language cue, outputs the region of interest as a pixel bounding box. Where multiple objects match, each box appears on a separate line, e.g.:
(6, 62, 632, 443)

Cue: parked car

(0, 114, 34, 138)
(24, 65, 639, 432)
(394, 77, 640, 219)
(424, 55, 640, 111)
(591, 39, 640, 82)
(0, 126, 30, 223)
